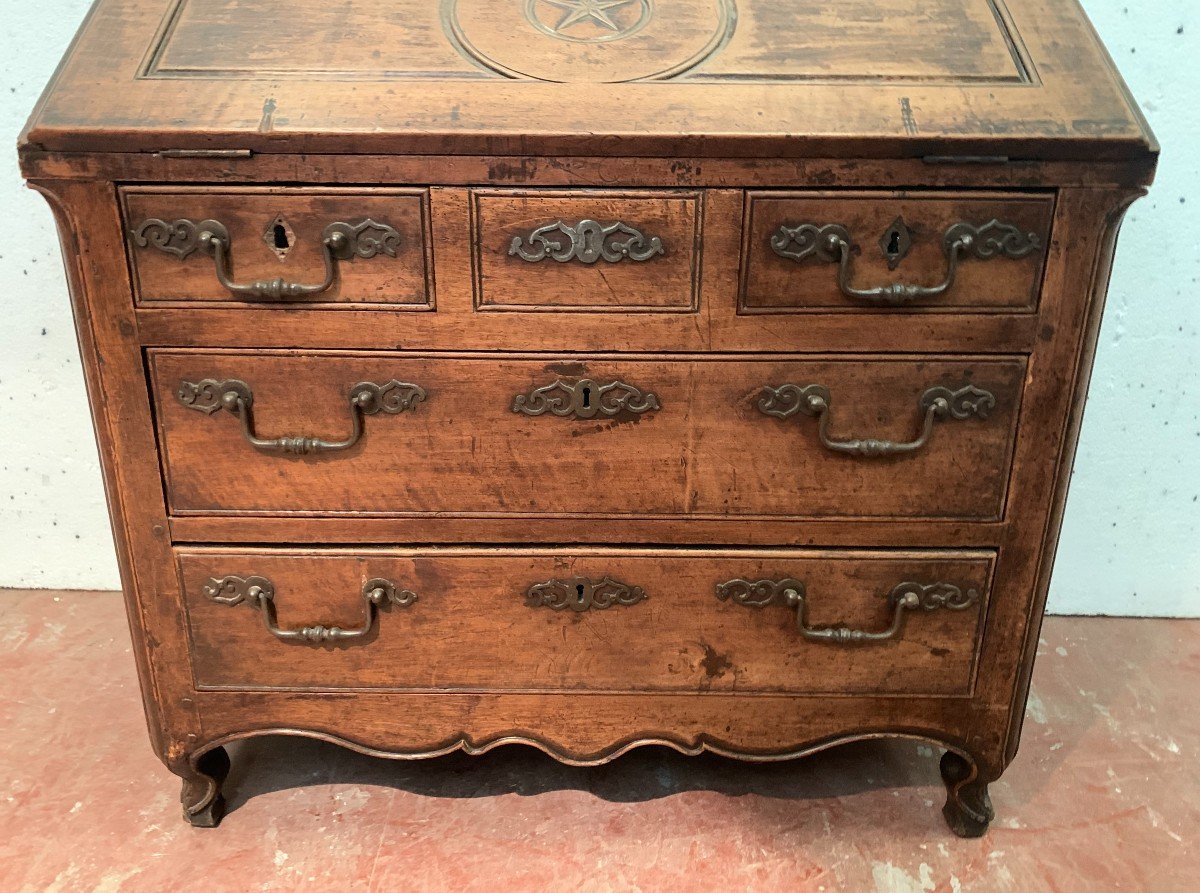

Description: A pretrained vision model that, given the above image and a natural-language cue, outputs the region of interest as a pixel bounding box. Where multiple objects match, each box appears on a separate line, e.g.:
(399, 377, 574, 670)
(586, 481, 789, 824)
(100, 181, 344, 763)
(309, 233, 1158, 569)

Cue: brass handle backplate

(757, 382, 995, 458)
(525, 576, 647, 612)
(509, 219, 664, 264)
(132, 217, 401, 300)
(769, 219, 1041, 306)
(203, 575, 417, 644)
(512, 378, 660, 420)
(716, 578, 980, 645)
(176, 378, 426, 455)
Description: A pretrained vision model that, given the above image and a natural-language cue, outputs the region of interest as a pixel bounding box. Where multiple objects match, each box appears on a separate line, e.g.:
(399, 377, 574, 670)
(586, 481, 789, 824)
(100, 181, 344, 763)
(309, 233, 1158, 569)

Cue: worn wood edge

(1001, 186, 1147, 765)
(17, 151, 1158, 189)
(1070, 0, 1160, 157)
(15, 0, 105, 156)
(19, 127, 1159, 165)
(166, 516, 1009, 547)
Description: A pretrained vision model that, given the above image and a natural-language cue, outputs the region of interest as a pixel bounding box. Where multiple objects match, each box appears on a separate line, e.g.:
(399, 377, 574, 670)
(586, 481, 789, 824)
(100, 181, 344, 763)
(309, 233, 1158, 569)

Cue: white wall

(1, 1, 1196, 614)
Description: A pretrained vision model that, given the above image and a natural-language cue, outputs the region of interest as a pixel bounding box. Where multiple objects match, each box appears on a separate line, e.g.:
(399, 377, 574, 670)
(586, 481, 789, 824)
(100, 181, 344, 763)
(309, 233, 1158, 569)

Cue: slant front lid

(21, 0, 1155, 161)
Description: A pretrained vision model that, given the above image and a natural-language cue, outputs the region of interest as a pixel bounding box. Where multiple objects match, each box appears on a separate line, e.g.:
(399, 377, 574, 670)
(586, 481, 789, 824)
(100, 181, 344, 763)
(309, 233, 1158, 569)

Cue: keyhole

(581, 386, 591, 409)
(273, 223, 290, 251)
(575, 584, 586, 604)
(886, 230, 901, 257)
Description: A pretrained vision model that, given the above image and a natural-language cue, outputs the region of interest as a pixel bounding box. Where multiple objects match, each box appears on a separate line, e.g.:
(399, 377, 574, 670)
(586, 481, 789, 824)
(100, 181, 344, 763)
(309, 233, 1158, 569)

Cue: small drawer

(179, 547, 992, 695)
(741, 191, 1053, 312)
(121, 187, 432, 307)
(151, 350, 1024, 521)
(471, 188, 702, 312)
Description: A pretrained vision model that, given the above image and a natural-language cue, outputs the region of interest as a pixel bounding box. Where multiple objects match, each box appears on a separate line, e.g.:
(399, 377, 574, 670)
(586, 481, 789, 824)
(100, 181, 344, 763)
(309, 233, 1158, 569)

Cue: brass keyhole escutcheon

(878, 216, 913, 270)
(263, 214, 296, 261)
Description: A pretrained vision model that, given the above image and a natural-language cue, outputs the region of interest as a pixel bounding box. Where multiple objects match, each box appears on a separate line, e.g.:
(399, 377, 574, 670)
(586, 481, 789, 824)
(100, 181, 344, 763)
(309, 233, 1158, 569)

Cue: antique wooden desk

(20, 0, 1155, 834)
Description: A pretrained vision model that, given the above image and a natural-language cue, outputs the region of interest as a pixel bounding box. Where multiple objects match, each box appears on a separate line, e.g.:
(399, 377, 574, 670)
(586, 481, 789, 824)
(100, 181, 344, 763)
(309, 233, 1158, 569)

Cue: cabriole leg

(940, 749, 994, 838)
(178, 745, 231, 828)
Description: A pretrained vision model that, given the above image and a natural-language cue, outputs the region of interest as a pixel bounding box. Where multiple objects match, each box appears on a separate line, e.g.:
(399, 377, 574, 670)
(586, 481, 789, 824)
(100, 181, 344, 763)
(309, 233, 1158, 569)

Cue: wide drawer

(121, 187, 433, 307)
(151, 351, 1025, 521)
(179, 547, 993, 695)
(471, 188, 702, 312)
(741, 191, 1053, 312)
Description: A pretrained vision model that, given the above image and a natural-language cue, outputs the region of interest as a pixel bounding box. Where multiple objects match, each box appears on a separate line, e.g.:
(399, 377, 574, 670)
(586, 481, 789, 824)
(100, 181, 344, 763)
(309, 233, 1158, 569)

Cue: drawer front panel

(152, 351, 1024, 520)
(179, 548, 993, 695)
(471, 189, 702, 311)
(741, 191, 1053, 312)
(122, 187, 432, 306)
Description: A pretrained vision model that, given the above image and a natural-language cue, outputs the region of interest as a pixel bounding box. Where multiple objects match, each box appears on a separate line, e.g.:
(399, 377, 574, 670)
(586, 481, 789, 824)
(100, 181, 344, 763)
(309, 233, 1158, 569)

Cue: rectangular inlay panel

(142, 0, 1031, 85)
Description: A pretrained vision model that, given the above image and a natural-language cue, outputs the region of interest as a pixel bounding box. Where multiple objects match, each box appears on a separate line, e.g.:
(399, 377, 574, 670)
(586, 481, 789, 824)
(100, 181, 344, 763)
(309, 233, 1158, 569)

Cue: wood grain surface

(151, 351, 1025, 520)
(178, 547, 993, 696)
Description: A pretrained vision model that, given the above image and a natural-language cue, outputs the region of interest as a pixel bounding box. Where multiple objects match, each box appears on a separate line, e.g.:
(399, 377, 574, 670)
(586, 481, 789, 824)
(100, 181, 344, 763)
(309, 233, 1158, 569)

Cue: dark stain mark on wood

(700, 643, 732, 679)
(567, 409, 647, 437)
(900, 97, 918, 135)
(258, 98, 277, 133)
(543, 361, 588, 377)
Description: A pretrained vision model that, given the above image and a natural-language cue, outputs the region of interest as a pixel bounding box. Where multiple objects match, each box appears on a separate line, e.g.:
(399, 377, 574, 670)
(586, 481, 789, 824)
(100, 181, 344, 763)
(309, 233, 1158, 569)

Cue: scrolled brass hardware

(715, 579, 980, 645)
(202, 575, 417, 644)
(757, 382, 995, 458)
(525, 576, 647, 612)
(176, 378, 426, 456)
(131, 217, 401, 300)
(512, 378, 660, 420)
(508, 219, 664, 264)
(768, 219, 1042, 306)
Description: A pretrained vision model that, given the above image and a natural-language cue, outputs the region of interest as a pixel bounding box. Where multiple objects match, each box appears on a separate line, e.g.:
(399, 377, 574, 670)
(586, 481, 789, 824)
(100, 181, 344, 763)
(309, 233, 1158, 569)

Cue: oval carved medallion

(443, 0, 735, 83)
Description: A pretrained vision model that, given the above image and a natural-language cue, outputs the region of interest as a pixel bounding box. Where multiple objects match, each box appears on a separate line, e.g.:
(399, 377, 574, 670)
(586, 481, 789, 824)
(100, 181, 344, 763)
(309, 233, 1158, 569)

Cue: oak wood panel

(974, 187, 1147, 764)
(29, 180, 205, 783)
(20, 0, 1154, 160)
(121, 187, 432, 307)
(178, 547, 993, 696)
(150, 351, 1025, 521)
(741, 191, 1054, 312)
(471, 189, 702, 311)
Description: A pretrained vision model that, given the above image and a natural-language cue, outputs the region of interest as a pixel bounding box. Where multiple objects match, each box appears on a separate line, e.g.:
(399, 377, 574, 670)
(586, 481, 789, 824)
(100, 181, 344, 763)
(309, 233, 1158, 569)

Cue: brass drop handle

(131, 217, 401, 300)
(757, 383, 996, 458)
(769, 220, 1042, 306)
(715, 579, 981, 645)
(203, 575, 417, 644)
(175, 378, 426, 456)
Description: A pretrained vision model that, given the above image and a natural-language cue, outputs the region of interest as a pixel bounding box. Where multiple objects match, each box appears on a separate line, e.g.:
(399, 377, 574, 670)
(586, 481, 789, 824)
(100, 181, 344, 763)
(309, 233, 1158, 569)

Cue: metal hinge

(154, 148, 254, 159)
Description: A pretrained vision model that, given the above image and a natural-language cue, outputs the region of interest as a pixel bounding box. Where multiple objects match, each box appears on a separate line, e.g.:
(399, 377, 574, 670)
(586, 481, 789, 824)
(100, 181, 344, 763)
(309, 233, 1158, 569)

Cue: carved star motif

(540, 0, 638, 33)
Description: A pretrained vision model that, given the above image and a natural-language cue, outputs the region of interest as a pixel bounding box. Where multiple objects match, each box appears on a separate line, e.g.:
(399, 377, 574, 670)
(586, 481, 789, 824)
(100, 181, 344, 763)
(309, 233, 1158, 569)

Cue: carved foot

(180, 746, 231, 828)
(940, 750, 994, 838)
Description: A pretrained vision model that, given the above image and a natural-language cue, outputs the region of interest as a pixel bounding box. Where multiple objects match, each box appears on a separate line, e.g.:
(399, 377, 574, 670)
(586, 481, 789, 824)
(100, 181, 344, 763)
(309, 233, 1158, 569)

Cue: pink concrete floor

(0, 589, 1195, 892)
